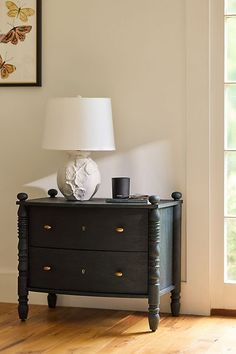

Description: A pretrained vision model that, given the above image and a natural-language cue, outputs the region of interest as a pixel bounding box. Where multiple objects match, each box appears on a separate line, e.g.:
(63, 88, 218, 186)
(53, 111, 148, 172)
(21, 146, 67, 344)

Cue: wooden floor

(0, 304, 235, 353)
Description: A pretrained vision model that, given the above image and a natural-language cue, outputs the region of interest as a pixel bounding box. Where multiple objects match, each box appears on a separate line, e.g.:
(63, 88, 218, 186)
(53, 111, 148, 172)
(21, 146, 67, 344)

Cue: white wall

(0, 0, 212, 314)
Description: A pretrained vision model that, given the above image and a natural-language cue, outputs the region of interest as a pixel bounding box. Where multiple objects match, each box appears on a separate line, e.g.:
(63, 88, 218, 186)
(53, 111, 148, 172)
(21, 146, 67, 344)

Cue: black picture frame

(0, 0, 42, 86)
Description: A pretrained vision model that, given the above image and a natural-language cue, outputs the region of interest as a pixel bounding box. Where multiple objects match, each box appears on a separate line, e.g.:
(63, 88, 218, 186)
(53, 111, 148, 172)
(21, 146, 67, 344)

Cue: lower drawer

(29, 248, 148, 295)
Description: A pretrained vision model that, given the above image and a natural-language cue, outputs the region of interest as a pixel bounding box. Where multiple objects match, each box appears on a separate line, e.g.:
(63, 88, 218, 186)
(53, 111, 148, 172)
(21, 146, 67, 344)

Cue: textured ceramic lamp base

(57, 151, 101, 201)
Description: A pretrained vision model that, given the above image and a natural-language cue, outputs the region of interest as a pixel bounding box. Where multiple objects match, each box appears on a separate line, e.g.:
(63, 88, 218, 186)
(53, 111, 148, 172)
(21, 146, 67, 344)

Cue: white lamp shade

(42, 97, 115, 151)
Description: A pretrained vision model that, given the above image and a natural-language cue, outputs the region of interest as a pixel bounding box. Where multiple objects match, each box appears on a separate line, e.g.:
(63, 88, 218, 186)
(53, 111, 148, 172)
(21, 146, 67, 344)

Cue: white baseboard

(0, 272, 173, 312)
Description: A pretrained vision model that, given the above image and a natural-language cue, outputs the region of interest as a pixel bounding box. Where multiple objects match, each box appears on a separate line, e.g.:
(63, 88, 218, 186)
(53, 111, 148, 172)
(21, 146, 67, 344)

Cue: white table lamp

(42, 96, 115, 201)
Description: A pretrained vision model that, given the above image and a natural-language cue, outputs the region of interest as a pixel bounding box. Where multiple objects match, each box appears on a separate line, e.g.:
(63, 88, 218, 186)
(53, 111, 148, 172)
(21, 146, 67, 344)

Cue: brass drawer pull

(115, 271, 123, 277)
(115, 227, 124, 233)
(44, 225, 52, 230)
(43, 266, 51, 271)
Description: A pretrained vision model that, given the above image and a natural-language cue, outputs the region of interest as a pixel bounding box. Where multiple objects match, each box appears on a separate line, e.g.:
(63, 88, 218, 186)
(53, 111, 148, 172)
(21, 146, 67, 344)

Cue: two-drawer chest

(16, 189, 182, 332)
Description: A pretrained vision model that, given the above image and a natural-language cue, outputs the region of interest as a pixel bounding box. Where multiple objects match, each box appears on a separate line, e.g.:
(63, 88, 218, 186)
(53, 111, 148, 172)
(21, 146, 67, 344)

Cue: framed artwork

(0, 0, 41, 86)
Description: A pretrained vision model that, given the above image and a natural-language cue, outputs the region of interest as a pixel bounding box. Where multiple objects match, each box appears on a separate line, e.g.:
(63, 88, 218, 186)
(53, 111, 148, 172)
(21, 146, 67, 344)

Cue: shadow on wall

(24, 139, 177, 200)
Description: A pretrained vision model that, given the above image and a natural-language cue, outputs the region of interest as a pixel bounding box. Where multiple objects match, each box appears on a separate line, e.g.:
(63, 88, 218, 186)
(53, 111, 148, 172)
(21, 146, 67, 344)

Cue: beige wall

(0, 0, 212, 314)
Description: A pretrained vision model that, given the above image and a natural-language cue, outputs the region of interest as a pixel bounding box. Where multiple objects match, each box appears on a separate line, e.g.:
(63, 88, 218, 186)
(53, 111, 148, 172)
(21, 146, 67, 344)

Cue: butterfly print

(0, 54, 16, 79)
(0, 25, 32, 45)
(6, 1, 35, 22)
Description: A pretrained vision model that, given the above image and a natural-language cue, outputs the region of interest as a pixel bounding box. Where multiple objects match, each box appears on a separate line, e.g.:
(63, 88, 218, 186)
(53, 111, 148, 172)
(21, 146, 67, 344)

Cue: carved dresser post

(17, 192, 29, 320)
(170, 191, 182, 316)
(148, 195, 161, 332)
(47, 189, 58, 309)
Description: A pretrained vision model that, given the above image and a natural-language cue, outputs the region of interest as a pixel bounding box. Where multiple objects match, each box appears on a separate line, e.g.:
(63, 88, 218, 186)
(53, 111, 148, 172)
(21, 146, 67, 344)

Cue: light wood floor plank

(0, 303, 235, 354)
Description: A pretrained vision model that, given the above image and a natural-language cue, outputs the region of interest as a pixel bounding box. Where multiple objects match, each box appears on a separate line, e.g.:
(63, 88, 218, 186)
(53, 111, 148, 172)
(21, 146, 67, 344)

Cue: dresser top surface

(17, 197, 181, 209)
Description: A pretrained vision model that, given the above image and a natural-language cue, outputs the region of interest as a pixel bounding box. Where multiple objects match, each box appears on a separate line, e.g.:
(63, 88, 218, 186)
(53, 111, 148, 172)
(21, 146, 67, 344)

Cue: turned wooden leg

(17, 193, 29, 321)
(148, 305, 160, 332)
(171, 290, 180, 316)
(170, 192, 182, 317)
(148, 196, 161, 332)
(47, 293, 57, 308)
(18, 295, 29, 321)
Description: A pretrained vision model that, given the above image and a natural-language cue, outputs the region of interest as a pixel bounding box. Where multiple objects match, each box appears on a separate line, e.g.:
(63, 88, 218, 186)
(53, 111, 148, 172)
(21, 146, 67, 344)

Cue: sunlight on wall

(25, 140, 178, 199)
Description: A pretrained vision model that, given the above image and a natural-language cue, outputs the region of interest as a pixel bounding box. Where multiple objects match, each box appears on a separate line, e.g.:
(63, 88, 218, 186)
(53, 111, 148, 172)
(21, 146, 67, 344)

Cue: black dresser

(16, 190, 182, 332)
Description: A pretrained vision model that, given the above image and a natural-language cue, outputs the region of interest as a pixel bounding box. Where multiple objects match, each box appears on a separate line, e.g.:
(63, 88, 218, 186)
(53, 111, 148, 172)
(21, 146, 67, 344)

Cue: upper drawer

(28, 206, 148, 251)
